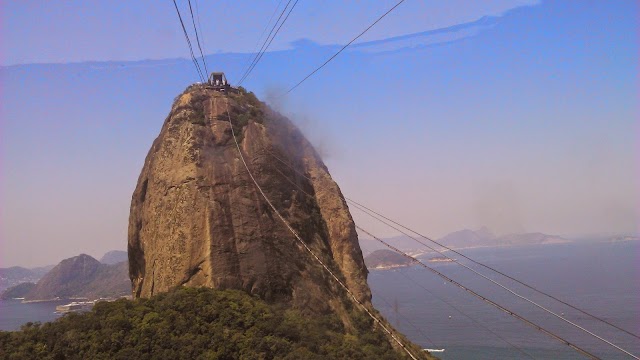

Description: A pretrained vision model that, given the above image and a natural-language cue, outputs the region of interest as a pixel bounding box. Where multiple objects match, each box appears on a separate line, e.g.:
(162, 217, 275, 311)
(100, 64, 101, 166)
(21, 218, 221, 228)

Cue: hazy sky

(1, 0, 638, 267)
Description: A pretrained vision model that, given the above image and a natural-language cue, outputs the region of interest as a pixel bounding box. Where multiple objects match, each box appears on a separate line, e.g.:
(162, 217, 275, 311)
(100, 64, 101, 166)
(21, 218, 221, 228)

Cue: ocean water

(1, 241, 638, 360)
(0, 299, 67, 331)
(369, 241, 640, 359)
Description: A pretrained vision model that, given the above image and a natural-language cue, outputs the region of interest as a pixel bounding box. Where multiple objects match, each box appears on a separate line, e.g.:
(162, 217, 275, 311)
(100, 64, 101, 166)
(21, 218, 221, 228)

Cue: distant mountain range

(438, 227, 569, 249)
(0, 265, 54, 293)
(608, 235, 639, 243)
(1, 251, 130, 301)
(0, 282, 36, 300)
(99, 250, 128, 265)
(359, 227, 571, 254)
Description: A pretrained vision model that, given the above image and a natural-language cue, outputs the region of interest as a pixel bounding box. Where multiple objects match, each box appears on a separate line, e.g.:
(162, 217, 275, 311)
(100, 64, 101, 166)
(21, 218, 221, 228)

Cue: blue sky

(1, 0, 638, 266)
(2, 0, 538, 65)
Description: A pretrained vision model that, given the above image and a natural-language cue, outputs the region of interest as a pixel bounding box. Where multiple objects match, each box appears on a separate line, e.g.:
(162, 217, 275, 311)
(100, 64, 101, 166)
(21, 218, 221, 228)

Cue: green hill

(24, 254, 129, 300)
(364, 250, 414, 269)
(0, 282, 35, 300)
(0, 287, 431, 359)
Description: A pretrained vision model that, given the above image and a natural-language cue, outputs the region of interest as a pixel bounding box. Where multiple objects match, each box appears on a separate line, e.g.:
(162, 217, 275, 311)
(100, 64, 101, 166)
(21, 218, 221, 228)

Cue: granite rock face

(128, 86, 371, 314)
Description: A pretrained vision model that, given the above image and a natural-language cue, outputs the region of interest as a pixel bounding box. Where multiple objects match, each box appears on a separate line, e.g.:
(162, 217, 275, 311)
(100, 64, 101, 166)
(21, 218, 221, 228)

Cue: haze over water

(2, 240, 637, 360)
(370, 241, 640, 360)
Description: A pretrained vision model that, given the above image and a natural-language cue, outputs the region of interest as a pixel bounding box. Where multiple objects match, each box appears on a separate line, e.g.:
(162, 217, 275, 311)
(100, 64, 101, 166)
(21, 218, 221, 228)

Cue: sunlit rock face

(128, 85, 370, 314)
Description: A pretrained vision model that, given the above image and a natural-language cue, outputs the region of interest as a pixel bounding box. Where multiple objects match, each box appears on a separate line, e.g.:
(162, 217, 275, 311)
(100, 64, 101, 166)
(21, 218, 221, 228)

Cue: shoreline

(368, 241, 579, 271)
(20, 298, 61, 304)
(405, 240, 575, 258)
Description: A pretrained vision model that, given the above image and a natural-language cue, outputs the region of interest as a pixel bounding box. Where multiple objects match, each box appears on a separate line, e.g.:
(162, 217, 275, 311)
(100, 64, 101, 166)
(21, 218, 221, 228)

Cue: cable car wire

(172, 0, 205, 82)
(237, 0, 296, 85)
(199, 130, 609, 360)
(346, 197, 640, 341)
(267, 155, 536, 360)
(348, 201, 639, 359)
(222, 97, 420, 360)
(391, 267, 538, 360)
(284, 0, 406, 95)
(193, 0, 207, 53)
(188, 0, 209, 77)
(266, 148, 640, 342)
(243, 0, 299, 83)
(265, 148, 639, 359)
(356, 225, 601, 360)
(238, 0, 299, 85)
(239, 0, 286, 83)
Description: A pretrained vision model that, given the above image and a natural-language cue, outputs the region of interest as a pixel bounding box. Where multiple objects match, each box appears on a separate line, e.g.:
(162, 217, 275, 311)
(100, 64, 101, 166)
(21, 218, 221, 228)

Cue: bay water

(1, 241, 638, 359)
(0, 299, 67, 331)
(369, 240, 639, 359)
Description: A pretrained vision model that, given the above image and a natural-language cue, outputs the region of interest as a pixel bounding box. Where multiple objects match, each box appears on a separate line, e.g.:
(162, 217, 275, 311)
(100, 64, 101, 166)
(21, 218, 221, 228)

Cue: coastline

(406, 240, 575, 258)
(368, 241, 578, 271)
(20, 298, 61, 304)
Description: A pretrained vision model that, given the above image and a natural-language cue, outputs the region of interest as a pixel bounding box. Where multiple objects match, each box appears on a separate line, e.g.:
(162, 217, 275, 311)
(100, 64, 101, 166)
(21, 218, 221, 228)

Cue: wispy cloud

(3, 0, 540, 65)
(347, 16, 499, 54)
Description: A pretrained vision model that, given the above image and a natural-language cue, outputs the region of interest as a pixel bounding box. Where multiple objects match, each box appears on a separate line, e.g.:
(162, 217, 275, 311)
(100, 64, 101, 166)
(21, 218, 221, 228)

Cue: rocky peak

(24, 254, 101, 300)
(128, 85, 371, 314)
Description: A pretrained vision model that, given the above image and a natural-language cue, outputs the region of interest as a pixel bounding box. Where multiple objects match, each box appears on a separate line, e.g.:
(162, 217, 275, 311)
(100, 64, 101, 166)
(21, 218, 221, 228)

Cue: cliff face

(128, 86, 371, 314)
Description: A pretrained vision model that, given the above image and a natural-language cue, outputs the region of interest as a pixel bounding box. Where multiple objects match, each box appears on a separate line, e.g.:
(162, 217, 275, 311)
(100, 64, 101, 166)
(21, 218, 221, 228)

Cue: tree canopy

(0, 287, 423, 359)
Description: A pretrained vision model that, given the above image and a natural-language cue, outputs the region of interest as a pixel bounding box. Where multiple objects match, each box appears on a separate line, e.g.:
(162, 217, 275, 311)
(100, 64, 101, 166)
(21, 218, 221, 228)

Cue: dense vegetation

(0, 287, 421, 359)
